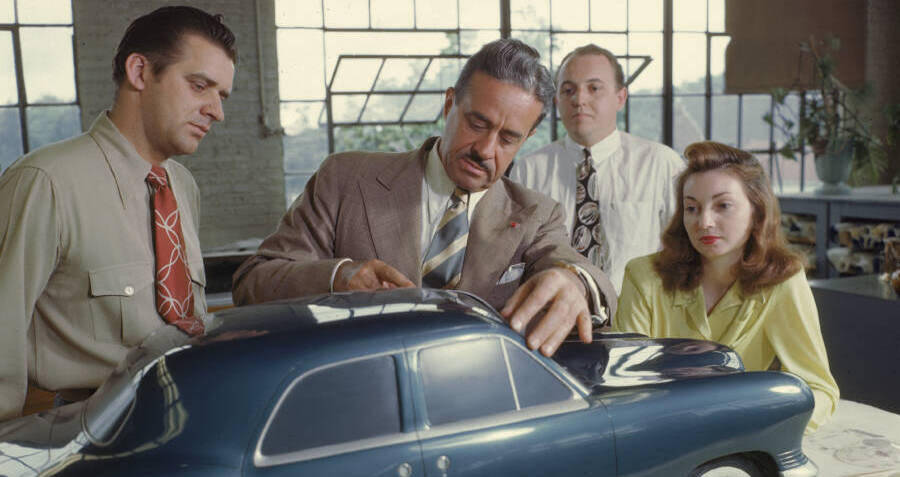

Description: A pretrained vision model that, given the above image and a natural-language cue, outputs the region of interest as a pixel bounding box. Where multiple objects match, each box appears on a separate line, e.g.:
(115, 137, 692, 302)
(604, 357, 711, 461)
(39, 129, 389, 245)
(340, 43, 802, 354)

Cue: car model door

(245, 353, 424, 477)
(409, 336, 616, 476)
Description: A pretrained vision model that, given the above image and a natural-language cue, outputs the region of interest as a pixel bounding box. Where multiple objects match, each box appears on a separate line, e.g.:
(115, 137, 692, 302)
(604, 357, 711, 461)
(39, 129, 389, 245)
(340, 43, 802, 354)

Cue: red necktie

(146, 165, 204, 336)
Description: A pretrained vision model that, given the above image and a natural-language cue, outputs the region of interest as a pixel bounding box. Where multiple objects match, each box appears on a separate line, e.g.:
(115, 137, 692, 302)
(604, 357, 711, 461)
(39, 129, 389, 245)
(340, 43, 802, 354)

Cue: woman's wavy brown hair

(653, 141, 803, 294)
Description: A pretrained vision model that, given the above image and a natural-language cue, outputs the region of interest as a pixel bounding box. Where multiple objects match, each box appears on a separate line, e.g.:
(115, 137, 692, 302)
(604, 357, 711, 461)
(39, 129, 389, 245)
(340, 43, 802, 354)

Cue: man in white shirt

(511, 44, 684, 292)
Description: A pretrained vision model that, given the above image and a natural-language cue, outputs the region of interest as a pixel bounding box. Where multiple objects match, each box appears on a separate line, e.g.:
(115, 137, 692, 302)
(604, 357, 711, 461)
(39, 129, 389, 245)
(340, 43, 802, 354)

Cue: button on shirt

(511, 130, 684, 292)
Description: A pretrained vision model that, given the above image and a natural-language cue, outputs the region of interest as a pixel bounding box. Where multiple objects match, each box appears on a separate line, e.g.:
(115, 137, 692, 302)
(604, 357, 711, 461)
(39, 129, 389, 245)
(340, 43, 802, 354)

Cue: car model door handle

(397, 462, 413, 477)
(436, 455, 451, 473)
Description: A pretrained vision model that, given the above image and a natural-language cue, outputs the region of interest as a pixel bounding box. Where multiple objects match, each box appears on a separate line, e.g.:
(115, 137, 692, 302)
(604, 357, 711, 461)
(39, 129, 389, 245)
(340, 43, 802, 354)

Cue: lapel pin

(510, 221, 519, 228)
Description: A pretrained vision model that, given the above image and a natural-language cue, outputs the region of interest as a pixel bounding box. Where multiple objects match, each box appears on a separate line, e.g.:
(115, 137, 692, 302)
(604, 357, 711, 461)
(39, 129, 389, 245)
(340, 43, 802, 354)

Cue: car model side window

(503, 341, 574, 408)
(419, 338, 516, 426)
(260, 355, 401, 456)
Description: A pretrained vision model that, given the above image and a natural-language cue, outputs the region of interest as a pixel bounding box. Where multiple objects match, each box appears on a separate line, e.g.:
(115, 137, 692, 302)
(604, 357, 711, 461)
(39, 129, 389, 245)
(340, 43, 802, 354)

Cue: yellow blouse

(613, 254, 839, 433)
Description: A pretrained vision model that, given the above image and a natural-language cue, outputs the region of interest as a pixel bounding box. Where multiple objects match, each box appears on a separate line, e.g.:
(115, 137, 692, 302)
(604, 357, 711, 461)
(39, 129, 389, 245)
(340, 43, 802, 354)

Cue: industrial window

(0, 0, 81, 173)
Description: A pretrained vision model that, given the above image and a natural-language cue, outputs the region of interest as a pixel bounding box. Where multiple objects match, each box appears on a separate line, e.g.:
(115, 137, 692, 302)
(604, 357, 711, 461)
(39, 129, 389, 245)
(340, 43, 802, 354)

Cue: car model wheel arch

(689, 453, 775, 477)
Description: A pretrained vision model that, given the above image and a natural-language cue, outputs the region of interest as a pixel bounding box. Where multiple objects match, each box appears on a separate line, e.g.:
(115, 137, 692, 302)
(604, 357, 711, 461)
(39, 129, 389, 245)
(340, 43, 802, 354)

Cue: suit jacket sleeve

(232, 156, 349, 305)
(521, 198, 618, 319)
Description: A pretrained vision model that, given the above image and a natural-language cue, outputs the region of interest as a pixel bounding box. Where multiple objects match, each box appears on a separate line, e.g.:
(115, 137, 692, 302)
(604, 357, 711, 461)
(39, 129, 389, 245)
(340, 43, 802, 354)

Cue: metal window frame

(1, 7, 81, 160)
(281, 0, 798, 191)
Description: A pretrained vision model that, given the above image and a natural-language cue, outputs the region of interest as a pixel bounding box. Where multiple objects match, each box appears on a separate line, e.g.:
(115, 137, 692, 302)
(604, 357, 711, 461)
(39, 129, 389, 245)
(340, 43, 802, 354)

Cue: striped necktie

(572, 148, 610, 270)
(422, 187, 469, 289)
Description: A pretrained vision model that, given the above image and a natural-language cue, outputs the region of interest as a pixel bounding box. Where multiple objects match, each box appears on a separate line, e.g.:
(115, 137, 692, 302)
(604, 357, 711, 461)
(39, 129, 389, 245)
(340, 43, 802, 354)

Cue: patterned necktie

(422, 187, 469, 289)
(572, 148, 609, 270)
(146, 166, 204, 336)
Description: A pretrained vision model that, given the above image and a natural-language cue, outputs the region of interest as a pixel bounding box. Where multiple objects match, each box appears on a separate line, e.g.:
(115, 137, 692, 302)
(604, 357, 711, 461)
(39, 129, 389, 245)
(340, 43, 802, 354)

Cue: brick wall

(866, 0, 900, 184)
(72, 0, 285, 249)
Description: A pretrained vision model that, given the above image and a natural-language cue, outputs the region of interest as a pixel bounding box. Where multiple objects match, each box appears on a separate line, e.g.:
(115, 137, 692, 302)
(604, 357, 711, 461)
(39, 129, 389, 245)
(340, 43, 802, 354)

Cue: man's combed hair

(454, 38, 555, 130)
(113, 6, 237, 85)
(653, 141, 803, 294)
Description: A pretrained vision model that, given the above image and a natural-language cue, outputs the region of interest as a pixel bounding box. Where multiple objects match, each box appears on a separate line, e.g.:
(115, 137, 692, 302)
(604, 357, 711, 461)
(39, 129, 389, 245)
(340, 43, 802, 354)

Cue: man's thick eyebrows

(468, 110, 525, 139)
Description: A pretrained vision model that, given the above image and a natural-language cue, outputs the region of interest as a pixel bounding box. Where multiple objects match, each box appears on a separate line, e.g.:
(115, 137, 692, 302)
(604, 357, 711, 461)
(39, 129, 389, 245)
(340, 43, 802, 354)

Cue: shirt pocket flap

(89, 263, 154, 297)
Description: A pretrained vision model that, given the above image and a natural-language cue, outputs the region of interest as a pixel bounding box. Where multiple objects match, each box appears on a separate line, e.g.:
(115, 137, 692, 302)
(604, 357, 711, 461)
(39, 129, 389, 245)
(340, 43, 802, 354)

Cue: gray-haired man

(234, 39, 617, 356)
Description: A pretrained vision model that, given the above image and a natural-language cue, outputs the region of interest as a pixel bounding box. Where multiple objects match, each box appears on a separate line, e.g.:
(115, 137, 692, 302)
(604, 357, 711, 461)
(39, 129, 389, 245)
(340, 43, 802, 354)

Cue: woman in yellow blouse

(613, 141, 838, 433)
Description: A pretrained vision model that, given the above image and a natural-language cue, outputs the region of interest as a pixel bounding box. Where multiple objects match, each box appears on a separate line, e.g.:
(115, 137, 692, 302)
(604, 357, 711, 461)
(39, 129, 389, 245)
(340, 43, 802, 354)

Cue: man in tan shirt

(0, 6, 236, 420)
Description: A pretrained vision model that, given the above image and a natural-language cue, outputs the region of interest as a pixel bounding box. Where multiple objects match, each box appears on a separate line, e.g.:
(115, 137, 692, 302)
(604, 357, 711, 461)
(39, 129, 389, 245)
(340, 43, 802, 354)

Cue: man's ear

(123, 53, 150, 91)
(615, 86, 628, 111)
(442, 87, 456, 119)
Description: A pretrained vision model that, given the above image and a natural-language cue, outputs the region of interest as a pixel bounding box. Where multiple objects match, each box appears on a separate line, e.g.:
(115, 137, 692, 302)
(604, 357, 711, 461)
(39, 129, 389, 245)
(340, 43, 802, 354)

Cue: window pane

(0, 0, 12, 22)
(285, 173, 313, 208)
(628, 0, 663, 31)
(16, 0, 71, 24)
(504, 342, 572, 408)
(740, 94, 771, 151)
(710, 35, 729, 93)
(335, 123, 437, 152)
(0, 32, 17, 105)
(551, 0, 588, 32)
(511, 0, 549, 29)
(460, 30, 501, 55)
(26, 105, 79, 150)
(673, 95, 705, 156)
(278, 29, 325, 100)
(331, 58, 382, 92)
(420, 58, 463, 91)
(324, 0, 369, 28)
(590, 0, 626, 31)
(628, 95, 662, 142)
(275, 0, 323, 27)
(552, 34, 626, 72)
(405, 93, 442, 121)
(361, 94, 409, 122)
(0, 107, 23, 171)
(711, 94, 738, 146)
(374, 58, 429, 91)
(420, 339, 516, 426)
(260, 356, 401, 456)
(371, 0, 414, 28)
(673, 33, 705, 94)
(282, 102, 328, 173)
(332, 94, 366, 123)
(708, 0, 725, 32)
(20, 27, 76, 103)
(674, 0, 706, 31)
(628, 33, 662, 94)
(417, 0, 458, 28)
(324, 32, 455, 80)
(460, 0, 499, 29)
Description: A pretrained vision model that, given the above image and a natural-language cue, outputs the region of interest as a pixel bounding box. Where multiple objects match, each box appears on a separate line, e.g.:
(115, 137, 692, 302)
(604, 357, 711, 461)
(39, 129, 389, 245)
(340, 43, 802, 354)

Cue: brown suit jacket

(233, 138, 617, 314)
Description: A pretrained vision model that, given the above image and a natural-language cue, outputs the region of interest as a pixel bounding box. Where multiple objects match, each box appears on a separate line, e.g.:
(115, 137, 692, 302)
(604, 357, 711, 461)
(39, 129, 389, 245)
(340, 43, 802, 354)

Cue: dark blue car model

(0, 288, 817, 476)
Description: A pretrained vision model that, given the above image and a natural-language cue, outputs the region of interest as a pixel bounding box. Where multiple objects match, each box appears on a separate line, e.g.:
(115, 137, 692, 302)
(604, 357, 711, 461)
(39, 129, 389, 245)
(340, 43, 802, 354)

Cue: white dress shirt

(420, 141, 487, 259)
(511, 130, 684, 292)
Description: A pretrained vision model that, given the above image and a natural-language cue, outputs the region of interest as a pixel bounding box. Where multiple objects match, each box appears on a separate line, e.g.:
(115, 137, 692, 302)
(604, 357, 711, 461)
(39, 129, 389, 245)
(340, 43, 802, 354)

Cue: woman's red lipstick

(699, 235, 718, 245)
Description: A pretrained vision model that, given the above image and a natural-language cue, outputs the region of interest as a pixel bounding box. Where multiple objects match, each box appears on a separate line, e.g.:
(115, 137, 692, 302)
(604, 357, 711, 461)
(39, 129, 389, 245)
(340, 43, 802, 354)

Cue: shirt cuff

(553, 261, 609, 327)
(330, 258, 353, 293)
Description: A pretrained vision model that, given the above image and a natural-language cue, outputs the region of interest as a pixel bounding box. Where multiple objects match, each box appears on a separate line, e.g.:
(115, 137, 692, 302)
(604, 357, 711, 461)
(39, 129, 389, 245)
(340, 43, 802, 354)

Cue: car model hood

(553, 334, 744, 391)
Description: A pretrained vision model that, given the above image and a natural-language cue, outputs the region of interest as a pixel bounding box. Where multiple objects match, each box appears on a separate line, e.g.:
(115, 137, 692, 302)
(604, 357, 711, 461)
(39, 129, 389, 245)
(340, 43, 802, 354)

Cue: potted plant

(764, 35, 899, 195)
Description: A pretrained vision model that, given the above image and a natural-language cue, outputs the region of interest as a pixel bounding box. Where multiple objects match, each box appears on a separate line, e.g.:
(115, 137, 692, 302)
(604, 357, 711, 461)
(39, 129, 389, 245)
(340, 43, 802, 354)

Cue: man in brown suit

(233, 39, 616, 357)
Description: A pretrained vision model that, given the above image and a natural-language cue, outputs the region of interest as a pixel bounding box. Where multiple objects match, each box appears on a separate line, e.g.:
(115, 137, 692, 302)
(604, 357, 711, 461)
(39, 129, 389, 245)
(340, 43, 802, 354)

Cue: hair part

(454, 38, 554, 131)
(653, 141, 803, 295)
(556, 44, 625, 90)
(113, 6, 237, 86)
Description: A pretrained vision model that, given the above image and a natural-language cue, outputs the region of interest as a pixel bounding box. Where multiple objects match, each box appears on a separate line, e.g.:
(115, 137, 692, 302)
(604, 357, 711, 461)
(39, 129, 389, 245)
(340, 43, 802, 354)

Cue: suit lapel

(358, 139, 435, 285)
(458, 182, 532, 296)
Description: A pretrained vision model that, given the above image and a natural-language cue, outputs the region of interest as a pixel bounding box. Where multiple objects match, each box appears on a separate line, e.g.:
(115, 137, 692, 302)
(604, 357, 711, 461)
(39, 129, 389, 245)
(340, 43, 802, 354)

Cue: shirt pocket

(88, 262, 154, 344)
